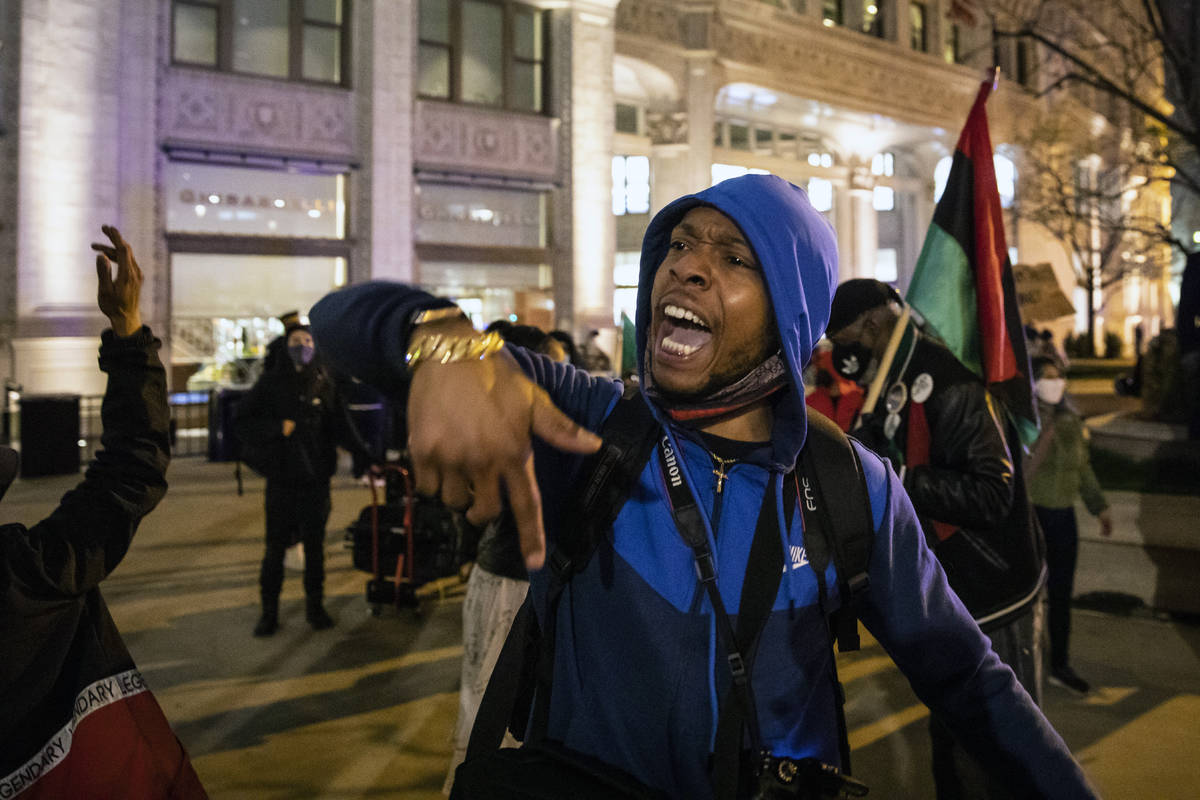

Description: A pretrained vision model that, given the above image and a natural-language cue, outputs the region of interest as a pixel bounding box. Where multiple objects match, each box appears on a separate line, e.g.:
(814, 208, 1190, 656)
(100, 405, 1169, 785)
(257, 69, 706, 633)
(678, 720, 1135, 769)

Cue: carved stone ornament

(615, 0, 978, 129)
(161, 69, 355, 158)
(646, 111, 689, 145)
(415, 101, 559, 181)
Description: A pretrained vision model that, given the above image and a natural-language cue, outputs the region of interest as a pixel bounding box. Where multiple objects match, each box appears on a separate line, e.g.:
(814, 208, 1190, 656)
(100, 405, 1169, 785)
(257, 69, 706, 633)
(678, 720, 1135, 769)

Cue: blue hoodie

(310, 174, 1095, 799)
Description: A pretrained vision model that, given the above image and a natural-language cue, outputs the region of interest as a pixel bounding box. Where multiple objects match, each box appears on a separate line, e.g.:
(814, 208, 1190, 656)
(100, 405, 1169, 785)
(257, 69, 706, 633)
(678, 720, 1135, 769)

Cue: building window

(995, 153, 1016, 209)
(871, 152, 895, 176)
(615, 103, 640, 134)
(873, 186, 895, 211)
(728, 123, 751, 150)
(806, 151, 835, 168)
(822, 0, 842, 27)
(875, 248, 898, 282)
(754, 128, 774, 153)
(612, 156, 650, 216)
(909, 2, 927, 52)
(1016, 38, 1034, 88)
(418, 0, 546, 112)
(613, 251, 640, 326)
(862, 2, 885, 38)
(807, 177, 833, 212)
(944, 22, 960, 64)
(935, 154, 1016, 209)
(777, 131, 799, 158)
(171, 0, 348, 84)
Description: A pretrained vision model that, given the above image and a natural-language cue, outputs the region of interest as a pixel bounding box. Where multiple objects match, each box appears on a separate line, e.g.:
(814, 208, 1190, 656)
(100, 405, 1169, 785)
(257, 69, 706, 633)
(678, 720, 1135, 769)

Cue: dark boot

(306, 594, 334, 630)
(254, 594, 280, 637)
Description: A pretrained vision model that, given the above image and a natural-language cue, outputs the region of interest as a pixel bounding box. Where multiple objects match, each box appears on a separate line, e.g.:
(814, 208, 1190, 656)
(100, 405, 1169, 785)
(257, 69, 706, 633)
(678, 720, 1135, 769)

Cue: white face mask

(1035, 377, 1067, 405)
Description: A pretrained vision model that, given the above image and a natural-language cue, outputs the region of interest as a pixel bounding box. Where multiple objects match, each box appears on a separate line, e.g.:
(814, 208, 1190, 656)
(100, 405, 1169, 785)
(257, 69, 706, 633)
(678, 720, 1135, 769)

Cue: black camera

(753, 754, 869, 800)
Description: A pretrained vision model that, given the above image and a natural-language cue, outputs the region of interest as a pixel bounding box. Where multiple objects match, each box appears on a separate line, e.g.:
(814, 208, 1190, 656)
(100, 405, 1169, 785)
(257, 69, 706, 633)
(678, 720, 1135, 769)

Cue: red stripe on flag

(956, 81, 1019, 386)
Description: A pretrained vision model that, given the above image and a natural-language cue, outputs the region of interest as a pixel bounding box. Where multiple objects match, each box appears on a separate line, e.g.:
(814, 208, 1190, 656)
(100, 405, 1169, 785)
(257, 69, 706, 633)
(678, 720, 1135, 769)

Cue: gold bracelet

(405, 329, 505, 370)
(411, 306, 468, 326)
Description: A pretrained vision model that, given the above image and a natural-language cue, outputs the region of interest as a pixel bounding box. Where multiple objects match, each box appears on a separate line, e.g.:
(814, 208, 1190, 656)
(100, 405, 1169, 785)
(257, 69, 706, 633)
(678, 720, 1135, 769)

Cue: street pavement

(4, 451, 1199, 799)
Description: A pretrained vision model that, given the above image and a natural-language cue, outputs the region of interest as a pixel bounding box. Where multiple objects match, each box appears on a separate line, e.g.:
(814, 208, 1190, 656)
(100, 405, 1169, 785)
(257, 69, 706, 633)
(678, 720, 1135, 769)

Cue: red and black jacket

(0, 328, 206, 798)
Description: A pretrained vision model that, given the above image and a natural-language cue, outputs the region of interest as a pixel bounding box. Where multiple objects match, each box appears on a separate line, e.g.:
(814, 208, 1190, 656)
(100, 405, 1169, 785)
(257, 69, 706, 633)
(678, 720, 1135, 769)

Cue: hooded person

(309, 174, 1095, 799)
(0, 226, 206, 798)
(234, 317, 376, 636)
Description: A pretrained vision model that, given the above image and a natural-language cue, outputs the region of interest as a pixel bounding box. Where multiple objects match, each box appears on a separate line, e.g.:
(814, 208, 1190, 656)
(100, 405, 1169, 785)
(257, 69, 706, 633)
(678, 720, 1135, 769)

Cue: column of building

(567, 0, 621, 334)
(359, 0, 417, 284)
(15, 0, 159, 394)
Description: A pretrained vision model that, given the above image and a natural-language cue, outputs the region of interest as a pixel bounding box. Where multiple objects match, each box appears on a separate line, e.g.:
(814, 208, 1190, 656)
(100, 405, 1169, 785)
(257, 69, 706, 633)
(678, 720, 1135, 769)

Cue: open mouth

(658, 303, 713, 357)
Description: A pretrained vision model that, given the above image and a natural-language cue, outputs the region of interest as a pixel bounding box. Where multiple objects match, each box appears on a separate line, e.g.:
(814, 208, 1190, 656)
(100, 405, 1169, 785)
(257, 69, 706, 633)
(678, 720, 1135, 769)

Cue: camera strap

(655, 433, 789, 799)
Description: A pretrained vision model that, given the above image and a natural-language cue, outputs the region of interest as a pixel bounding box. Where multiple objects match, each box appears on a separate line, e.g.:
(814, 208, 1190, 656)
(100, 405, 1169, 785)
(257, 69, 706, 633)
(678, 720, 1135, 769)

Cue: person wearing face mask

(235, 319, 377, 636)
(1026, 357, 1111, 696)
(827, 278, 1046, 800)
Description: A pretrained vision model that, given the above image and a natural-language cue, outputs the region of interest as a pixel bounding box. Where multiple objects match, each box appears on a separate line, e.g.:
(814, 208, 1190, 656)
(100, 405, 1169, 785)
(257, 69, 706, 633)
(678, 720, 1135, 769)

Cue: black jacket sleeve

(13, 327, 170, 597)
(233, 375, 285, 450)
(905, 381, 1015, 531)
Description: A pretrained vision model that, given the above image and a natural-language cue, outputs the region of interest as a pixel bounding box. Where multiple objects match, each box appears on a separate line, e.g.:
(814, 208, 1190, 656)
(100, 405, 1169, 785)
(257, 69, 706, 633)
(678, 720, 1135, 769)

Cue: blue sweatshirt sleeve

(855, 444, 1097, 799)
(309, 281, 457, 397)
(309, 280, 620, 433)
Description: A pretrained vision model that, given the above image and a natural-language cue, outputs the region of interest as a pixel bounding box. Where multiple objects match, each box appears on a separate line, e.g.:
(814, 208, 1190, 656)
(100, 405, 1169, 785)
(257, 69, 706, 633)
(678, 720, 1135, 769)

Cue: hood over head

(636, 173, 839, 468)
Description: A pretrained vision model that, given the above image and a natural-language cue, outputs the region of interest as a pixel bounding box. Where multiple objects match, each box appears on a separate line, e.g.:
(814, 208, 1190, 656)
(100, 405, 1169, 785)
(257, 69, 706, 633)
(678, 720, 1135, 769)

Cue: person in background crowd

(0, 226, 206, 798)
(1027, 356, 1112, 696)
(804, 340, 864, 432)
(235, 320, 376, 636)
(579, 328, 613, 372)
(826, 278, 1046, 800)
(546, 329, 581, 367)
(1035, 328, 1070, 372)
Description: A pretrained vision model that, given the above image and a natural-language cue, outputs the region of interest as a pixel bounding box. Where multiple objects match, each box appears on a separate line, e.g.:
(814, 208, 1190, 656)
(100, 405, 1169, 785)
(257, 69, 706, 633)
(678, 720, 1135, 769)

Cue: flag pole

(986, 65, 1000, 91)
(858, 305, 912, 420)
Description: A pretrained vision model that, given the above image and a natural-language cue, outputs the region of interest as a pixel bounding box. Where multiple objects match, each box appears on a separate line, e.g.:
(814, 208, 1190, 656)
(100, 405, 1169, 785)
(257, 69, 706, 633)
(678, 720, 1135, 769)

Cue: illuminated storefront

(164, 161, 350, 388)
(414, 182, 554, 331)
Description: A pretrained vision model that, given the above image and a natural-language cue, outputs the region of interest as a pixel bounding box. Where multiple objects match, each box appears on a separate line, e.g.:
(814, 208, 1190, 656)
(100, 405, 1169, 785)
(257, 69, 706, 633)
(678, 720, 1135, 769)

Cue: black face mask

(831, 341, 874, 382)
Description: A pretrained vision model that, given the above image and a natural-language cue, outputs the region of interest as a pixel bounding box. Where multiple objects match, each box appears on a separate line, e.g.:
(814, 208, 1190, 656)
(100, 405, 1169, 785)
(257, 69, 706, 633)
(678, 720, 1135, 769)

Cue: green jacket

(1027, 401, 1108, 515)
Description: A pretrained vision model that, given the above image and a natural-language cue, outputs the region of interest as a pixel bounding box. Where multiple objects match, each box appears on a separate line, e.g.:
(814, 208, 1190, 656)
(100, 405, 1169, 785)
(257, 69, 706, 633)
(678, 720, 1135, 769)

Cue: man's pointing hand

(406, 334, 601, 570)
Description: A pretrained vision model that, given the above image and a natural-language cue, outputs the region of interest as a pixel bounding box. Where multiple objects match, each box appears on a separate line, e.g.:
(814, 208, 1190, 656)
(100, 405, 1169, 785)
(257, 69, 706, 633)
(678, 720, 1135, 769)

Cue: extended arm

(860, 448, 1096, 798)
(310, 281, 604, 568)
(17, 227, 170, 597)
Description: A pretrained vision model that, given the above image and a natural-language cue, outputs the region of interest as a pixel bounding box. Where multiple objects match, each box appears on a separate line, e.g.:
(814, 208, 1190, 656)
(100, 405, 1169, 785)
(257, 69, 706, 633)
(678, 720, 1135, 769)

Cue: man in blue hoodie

(310, 175, 1095, 799)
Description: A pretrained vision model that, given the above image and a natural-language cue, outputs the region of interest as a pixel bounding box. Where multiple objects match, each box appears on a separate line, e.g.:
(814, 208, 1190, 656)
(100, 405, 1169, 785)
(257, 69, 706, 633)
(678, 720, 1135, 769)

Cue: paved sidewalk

(4, 457, 1199, 798)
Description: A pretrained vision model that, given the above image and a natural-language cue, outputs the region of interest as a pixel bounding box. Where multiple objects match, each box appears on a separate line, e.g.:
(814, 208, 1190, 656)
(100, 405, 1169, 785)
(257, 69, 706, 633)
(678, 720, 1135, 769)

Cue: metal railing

(9, 391, 214, 470)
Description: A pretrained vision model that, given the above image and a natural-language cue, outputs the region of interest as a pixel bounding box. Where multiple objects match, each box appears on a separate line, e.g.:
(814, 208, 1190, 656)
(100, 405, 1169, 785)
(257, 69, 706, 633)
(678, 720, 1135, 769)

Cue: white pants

(443, 565, 529, 794)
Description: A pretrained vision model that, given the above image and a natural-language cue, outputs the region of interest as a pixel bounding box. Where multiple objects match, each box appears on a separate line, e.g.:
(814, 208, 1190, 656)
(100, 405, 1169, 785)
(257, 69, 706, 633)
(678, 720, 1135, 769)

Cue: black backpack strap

(797, 410, 875, 775)
(468, 385, 660, 755)
(709, 471, 793, 800)
(801, 412, 874, 651)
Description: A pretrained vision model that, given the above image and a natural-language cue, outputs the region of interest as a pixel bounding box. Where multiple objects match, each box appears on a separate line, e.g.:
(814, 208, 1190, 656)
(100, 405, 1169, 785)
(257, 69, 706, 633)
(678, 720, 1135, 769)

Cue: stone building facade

(0, 0, 1174, 395)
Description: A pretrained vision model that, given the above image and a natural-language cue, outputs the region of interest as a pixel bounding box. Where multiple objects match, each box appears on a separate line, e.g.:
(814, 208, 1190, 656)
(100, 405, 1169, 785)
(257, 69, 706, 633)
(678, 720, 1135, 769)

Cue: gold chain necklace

(708, 451, 739, 494)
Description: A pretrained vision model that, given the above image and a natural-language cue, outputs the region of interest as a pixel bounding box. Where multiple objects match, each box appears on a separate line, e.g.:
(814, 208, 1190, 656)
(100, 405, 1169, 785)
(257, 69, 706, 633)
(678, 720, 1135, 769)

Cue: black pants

(1034, 505, 1078, 670)
(260, 478, 332, 609)
(930, 606, 1042, 800)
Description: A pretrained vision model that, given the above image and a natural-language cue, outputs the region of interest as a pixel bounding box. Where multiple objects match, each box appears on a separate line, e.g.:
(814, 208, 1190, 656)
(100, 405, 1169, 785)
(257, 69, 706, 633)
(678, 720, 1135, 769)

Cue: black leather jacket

(861, 334, 1044, 629)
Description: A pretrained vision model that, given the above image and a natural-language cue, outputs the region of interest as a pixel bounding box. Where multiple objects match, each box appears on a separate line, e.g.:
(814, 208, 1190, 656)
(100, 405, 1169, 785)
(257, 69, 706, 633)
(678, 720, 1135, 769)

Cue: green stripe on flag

(907, 223, 981, 375)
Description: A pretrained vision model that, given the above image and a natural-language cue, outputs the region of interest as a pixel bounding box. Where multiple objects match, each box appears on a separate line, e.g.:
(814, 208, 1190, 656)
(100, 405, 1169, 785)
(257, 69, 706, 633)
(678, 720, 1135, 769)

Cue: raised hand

(91, 225, 143, 337)
(407, 345, 602, 570)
